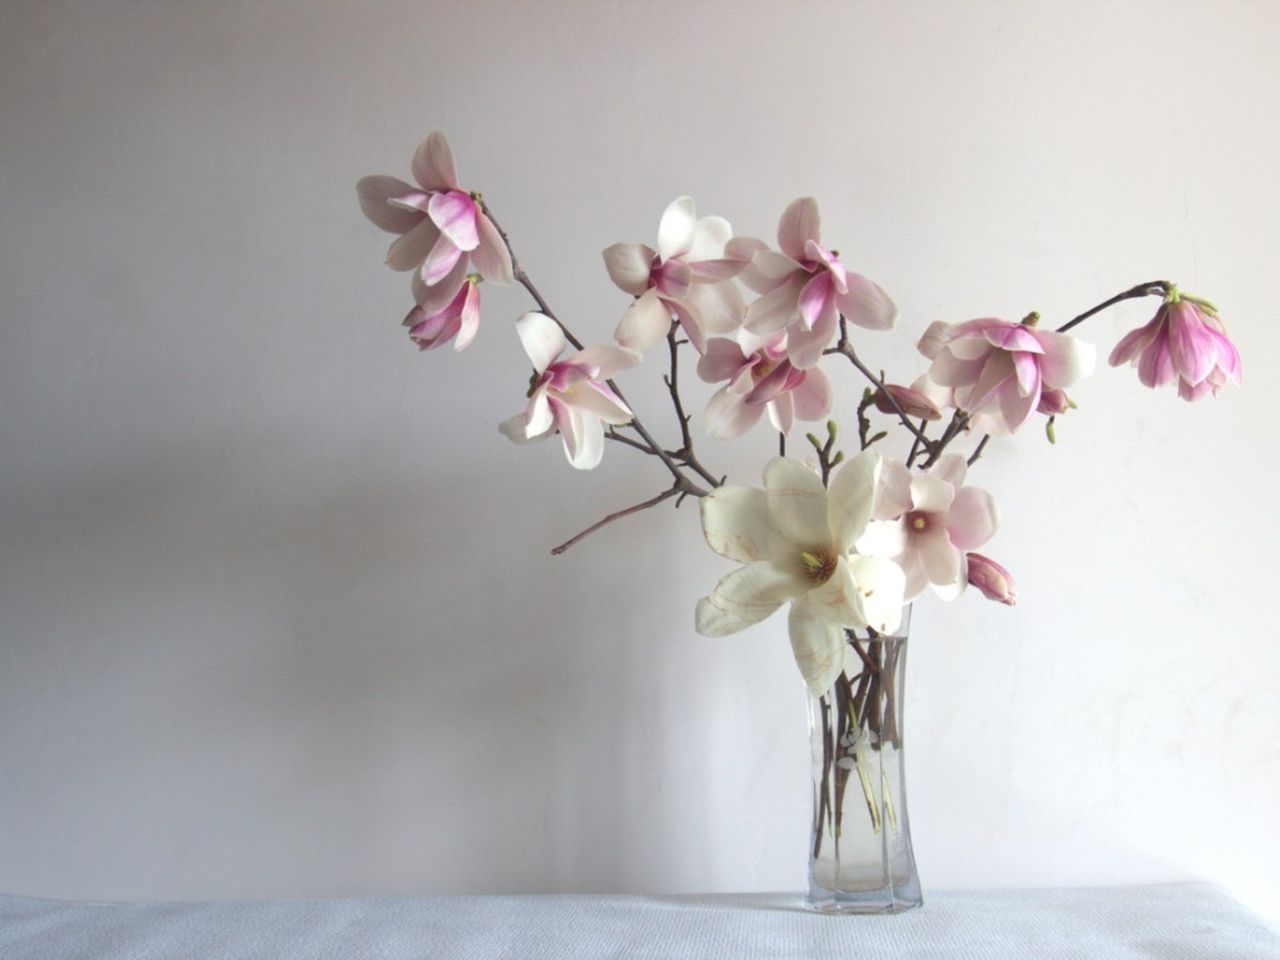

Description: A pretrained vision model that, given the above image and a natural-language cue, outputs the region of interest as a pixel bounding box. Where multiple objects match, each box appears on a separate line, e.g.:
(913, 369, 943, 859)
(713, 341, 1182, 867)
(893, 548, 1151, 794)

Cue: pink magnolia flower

(356, 131, 514, 298)
(918, 318, 1095, 434)
(966, 553, 1017, 606)
(696, 333, 832, 439)
(499, 312, 639, 470)
(1108, 292, 1240, 402)
(605, 196, 747, 354)
(739, 197, 896, 369)
(405, 275, 481, 352)
(856, 454, 999, 601)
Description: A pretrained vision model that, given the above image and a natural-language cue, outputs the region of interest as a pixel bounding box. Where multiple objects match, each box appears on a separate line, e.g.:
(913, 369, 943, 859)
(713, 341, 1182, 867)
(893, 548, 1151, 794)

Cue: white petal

(827, 449, 881, 550)
(614, 289, 672, 352)
(695, 561, 805, 637)
(498, 412, 549, 445)
(700, 486, 788, 564)
(564, 408, 605, 470)
(807, 555, 862, 625)
(697, 338, 749, 384)
(743, 275, 804, 334)
(918, 528, 962, 586)
(560, 381, 632, 425)
(682, 281, 746, 336)
(568, 344, 641, 380)
(918, 321, 953, 360)
(1034, 329, 1097, 388)
(931, 552, 969, 602)
(740, 249, 803, 294)
(688, 215, 733, 262)
(777, 197, 821, 262)
(854, 519, 908, 559)
(791, 367, 832, 422)
(526, 388, 555, 437)
(386, 217, 441, 271)
(515, 312, 567, 372)
(764, 457, 830, 548)
(356, 175, 425, 234)
(657, 196, 698, 261)
(411, 131, 459, 191)
(834, 273, 897, 331)
(910, 474, 955, 514)
(873, 459, 914, 520)
(602, 243, 656, 296)
(930, 453, 967, 488)
(766, 391, 795, 435)
(472, 213, 514, 285)
(788, 596, 846, 696)
(846, 555, 906, 635)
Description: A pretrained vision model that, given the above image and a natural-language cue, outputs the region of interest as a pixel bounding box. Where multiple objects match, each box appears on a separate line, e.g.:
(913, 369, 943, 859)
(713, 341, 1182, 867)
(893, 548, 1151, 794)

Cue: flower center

(800, 548, 838, 584)
(907, 510, 931, 534)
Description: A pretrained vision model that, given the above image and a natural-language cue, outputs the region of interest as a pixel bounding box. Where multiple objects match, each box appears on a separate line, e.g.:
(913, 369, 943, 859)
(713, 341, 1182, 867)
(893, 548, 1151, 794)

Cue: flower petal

(854, 518, 908, 559)
(657, 196, 698, 261)
(682, 281, 746, 336)
(357, 175, 425, 234)
(420, 231, 465, 286)
(705, 385, 763, 440)
(788, 596, 846, 696)
(515, 311, 567, 372)
(918, 321, 953, 360)
(614, 289, 672, 352)
(777, 197, 821, 262)
(846, 555, 906, 635)
(928, 347, 989, 388)
(1166, 302, 1217, 386)
(560, 380, 633, 425)
(471, 212, 514, 285)
(567, 344, 640, 380)
(1034, 329, 1096, 388)
(386, 217, 442, 272)
(1137, 336, 1177, 388)
(930, 453, 967, 488)
(947, 486, 999, 550)
(764, 457, 830, 548)
(1108, 317, 1162, 367)
(563, 406, 605, 470)
(834, 272, 897, 331)
(602, 243, 656, 296)
(798, 272, 834, 331)
(689, 215, 733, 263)
(791, 367, 832, 422)
(918, 527, 963, 586)
(827, 448, 881, 550)
(744, 274, 805, 334)
(696, 561, 805, 637)
(873, 459, 914, 521)
(499, 412, 550, 445)
(697, 337, 749, 384)
(452, 282, 481, 351)
(411, 131, 460, 191)
(427, 191, 480, 252)
(766, 391, 795, 435)
(786, 306, 838, 370)
(910, 474, 954, 514)
(700, 486, 788, 564)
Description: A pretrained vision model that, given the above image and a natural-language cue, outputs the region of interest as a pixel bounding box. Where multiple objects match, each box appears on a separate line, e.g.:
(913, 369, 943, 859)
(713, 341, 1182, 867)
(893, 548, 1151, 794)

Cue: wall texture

(2, 0, 1277, 921)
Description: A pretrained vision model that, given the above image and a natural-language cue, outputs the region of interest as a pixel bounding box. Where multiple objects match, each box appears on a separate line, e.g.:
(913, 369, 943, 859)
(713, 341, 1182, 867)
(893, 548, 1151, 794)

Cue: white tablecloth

(2, 884, 1277, 959)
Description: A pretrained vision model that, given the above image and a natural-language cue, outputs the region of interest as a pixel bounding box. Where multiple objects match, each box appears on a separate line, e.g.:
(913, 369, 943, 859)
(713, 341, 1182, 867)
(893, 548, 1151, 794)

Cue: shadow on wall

(0, 426, 712, 898)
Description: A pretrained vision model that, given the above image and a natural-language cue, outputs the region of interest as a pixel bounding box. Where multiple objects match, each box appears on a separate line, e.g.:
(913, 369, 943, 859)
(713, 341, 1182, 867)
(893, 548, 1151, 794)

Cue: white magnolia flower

(695, 453, 907, 696)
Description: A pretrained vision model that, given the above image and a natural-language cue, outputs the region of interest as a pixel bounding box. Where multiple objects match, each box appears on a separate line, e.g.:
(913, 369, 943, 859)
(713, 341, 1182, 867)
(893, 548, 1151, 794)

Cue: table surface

(2, 883, 1277, 959)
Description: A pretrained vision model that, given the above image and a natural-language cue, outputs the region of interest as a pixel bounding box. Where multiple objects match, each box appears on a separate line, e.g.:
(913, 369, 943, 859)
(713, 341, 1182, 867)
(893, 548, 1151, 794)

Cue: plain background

(2, 0, 1278, 923)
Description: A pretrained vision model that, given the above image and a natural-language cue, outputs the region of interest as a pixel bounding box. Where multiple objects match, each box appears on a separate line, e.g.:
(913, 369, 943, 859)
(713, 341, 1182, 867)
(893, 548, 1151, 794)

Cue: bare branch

(550, 485, 681, 555)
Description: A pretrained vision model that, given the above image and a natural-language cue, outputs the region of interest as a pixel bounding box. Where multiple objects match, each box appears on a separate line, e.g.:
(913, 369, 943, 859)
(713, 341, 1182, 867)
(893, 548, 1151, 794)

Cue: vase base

(806, 878, 923, 915)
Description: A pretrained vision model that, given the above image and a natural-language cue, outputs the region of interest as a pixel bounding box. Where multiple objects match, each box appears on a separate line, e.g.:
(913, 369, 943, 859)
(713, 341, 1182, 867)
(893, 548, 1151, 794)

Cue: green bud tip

(1046, 416, 1057, 445)
(831, 450, 845, 466)
(466, 272, 483, 285)
(827, 420, 838, 440)
(1021, 311, 1041, 327)
(806, 433, 822, 449)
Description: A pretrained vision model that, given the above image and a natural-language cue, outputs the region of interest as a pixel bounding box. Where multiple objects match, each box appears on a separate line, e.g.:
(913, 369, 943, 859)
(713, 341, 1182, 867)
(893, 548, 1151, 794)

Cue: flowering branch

(1055, 280, 1170, 333)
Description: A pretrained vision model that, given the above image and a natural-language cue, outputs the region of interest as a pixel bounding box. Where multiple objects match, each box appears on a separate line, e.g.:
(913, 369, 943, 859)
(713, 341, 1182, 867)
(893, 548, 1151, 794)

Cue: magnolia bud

(966, 553, 1017, 606)
(1037, 387, 1073, 416)
(872, 384, 943, 421)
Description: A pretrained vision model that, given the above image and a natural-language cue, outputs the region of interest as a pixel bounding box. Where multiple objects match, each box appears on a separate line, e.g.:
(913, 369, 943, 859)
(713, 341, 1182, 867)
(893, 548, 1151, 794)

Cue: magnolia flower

(695, 454, 907, 696)
(857, 454, 999, 601)
(356, 131, 514, 294)
(918, 317, 1095, 434)
(605, 197, 747, 354)
(405, 275, 481, 351)
(696, 333, 832, 439)
(740, 198, 896, 369)
(1108, 292, 1240, 402)
(966, 553, 1017, 606)
(499, 312, 639, 470)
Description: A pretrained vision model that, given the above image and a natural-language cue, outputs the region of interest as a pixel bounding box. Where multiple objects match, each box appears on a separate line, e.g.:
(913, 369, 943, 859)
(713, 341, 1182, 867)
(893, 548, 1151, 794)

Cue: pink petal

(1166, 301, 1218, 386)
(1108, 318, 1162, 367)
(420, 232, 465, 286)
(744, 274, 805, 334)
(918, 321, 953, 359)
(356, 176, 425, 234)
(411, 258, 469, 316)
(671, 299, 708, 354)
(453, 282, 481, 352)
(798, 272, 834, 331)
(931, 453, 967, 488)
(787, 305, 838, 369)
(697, 338, 750, 384)
(791, 367, 832, 421)
(1209, 328, 1241, 384)
(834, 272, 896, 331)
(745, 360, 796, 404)
(997, 376, 1040, 432)
(947, 486, 999, 550)
(984, 325, 1045, 354)
(427, 191, 480, 252)
(386, 217, 441, 272)
(1137, 337, 1177, 388)
(777, 197, 821, 262)
(471, 212, 514, 285)
(929, 347, 989, 388)
(1012, 351, 1039, 396)
(918, 528, 963, 586)
(411, 131, 460, 191)
(653, 259, 692, 300)
(962, 351, 1016, 412)
(804, 240, 848, 292)
(705, 385, 764, 440)
(602, 243, 657, 296)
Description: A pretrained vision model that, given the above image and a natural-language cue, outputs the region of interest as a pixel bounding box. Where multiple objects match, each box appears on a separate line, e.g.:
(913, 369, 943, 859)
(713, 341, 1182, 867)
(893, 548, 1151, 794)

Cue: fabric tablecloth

(2, 883, 1277, 959)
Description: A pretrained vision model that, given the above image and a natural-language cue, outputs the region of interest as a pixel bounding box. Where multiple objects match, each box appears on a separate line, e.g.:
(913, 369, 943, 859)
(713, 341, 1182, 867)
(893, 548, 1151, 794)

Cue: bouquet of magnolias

(356, 131, 1241, 910)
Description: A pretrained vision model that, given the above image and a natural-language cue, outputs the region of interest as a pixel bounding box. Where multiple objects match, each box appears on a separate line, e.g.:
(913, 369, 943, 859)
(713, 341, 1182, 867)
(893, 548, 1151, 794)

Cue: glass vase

(806, 607, 921, 913)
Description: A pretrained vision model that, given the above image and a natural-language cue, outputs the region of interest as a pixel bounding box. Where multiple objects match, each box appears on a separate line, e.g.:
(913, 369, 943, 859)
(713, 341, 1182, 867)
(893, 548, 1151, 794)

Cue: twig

(967, 434, 991, 466)
(906, 418, 929, 469)
(824, 319, 932, 450)
(550, 485, 681, 555)
(1055, 280, 1170, 333)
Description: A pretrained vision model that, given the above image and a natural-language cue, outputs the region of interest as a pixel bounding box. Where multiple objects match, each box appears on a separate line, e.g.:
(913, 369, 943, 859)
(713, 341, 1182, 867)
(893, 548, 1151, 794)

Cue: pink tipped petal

(705, 385, 764, 440)
(804, 240, 848, 291)
(411, 130, 459, 191)
(744, 274, 805, 334)
(652, 259, 692, 300)
(835, 273, 897, 331)
(563, 380, 633, 425)
(997, 377, 1040, 433)
(963, 351, 1016, 412)
(427, 191, 480, 252)
(411, 257, 469, 315)
(1034, 330, 1096, 388)
(798, 272, 834, 331)
(697, 338, 750, 383)
(740, 249, 803, 293)
(453, 283, 481, 351)
(386, 217, 442, 272)
(787, 307, 838, 370)
(614, 289, 673, 352)
(1108, 319, 1161, 367)
(791, 368, 832, 421)
(1012, 350, 1039, 396)
(419, 232, 465, 286)
(602, 243, 657, 296)
(515, 311, 568, 372)
(929, 348, 989, 388)
(777, 197, 821, 262)
(569, 344, 641, 380)
(947, 486, 999, 550)
(1166, 303, 1217, 386)
(767, 391, 796, 435)
(984, 325, 1045, 354)
(471, 213, 514, 285)
(657, 196, 698, 261)
(745, 360, 795, 405)
(357, 176, 425, 234)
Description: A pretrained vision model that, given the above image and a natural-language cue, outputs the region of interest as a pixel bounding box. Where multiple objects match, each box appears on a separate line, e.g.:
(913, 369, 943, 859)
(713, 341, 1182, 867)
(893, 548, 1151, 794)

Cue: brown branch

(550, 485, 681, 555)
(1055, 280, 1170, 333)
(824, 322, 932, 450)
(967, 434, 992, 466)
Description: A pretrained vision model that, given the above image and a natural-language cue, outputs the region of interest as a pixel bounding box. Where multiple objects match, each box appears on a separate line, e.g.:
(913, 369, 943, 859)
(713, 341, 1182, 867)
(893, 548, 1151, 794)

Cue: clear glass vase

(806, 607, 922, 913)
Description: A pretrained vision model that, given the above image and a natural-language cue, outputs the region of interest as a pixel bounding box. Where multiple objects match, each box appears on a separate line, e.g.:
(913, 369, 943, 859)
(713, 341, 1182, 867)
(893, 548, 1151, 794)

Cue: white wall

(2, 0, 1277, 921)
